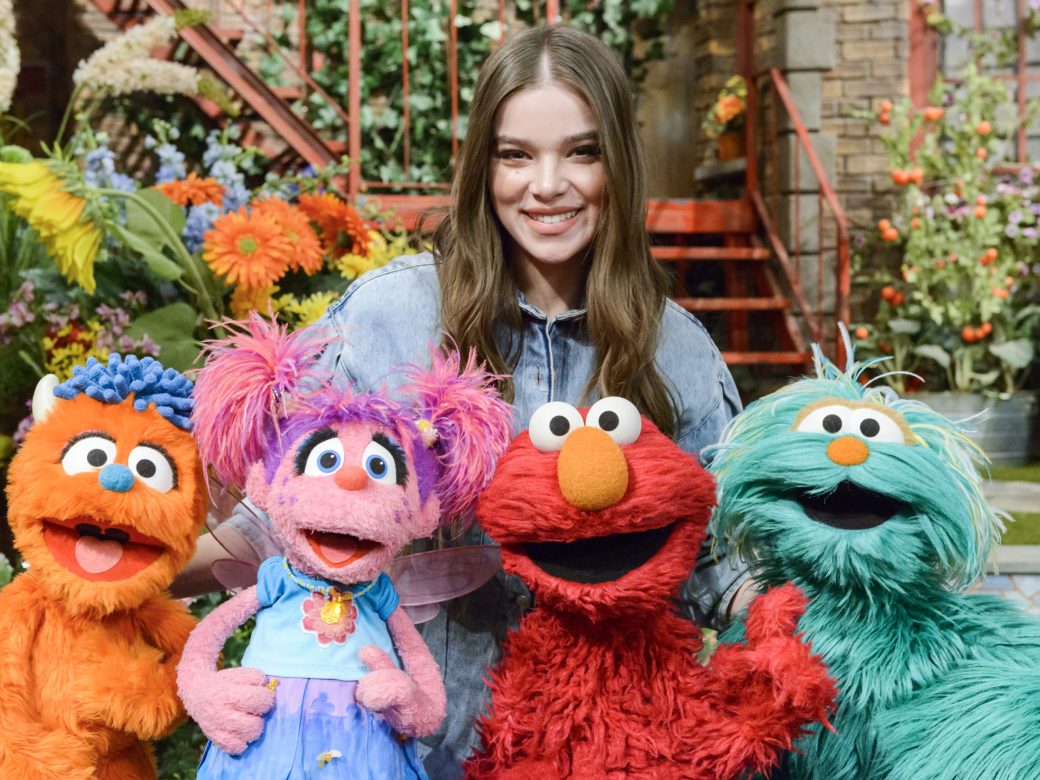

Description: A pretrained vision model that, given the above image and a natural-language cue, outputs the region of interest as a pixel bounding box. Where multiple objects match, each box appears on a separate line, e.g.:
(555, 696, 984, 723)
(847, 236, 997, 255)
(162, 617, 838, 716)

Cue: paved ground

(975, 480, 1040, 615)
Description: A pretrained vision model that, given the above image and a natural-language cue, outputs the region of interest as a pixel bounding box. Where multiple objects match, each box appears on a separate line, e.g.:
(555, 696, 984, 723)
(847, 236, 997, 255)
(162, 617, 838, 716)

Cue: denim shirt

(237, 253, 746, 777)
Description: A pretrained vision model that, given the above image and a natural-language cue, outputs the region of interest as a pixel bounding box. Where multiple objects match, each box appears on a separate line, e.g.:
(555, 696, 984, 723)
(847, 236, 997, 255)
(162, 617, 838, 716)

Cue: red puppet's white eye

(528, 402, 584, 452)
(585, 397, 642, 446)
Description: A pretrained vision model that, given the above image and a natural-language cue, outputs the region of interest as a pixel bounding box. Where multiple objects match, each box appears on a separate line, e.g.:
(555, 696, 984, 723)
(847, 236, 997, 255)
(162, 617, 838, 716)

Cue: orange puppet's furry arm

(0, 356, 208, 780)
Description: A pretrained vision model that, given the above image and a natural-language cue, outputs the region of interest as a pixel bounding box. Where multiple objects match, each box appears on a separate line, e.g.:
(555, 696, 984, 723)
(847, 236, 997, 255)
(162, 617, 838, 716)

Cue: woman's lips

(523, 209, 581, 235)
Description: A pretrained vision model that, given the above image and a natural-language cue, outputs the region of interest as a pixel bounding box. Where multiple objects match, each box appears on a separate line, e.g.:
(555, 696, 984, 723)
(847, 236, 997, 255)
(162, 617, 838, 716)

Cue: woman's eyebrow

(494, 131, 599, 146)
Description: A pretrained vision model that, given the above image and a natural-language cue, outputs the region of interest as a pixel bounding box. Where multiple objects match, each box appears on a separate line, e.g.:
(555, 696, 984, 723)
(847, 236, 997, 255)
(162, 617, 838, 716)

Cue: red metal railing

(747, 68, 851, 353)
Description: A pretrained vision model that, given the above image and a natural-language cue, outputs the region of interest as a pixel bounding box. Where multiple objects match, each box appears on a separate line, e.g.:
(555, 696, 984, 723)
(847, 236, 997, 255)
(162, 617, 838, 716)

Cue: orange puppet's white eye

(585, 397, 642, 446)
(528, 401, 584, 452)
(128, 445, 177, 493)
(61, 435, 116, 476)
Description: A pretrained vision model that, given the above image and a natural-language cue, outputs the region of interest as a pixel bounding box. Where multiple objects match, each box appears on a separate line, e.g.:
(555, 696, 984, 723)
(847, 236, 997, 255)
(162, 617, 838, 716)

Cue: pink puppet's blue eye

(299, 431, 346, 477)
(362, 440, 399, 485)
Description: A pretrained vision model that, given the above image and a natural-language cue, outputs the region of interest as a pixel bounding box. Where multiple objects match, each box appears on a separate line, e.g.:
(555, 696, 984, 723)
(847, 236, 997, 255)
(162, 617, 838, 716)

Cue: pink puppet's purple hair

(398, 347, 513, 523)
(191, 314, 335, 487)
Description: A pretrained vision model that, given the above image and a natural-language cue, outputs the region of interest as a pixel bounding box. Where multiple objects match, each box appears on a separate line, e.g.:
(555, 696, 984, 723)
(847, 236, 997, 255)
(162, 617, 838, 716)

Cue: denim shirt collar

(515, 289, 587, 323)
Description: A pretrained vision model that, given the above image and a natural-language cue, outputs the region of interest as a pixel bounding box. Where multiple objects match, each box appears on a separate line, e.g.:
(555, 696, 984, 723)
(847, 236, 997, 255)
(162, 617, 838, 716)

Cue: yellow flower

(229, 283, 280, 319)
(276, 290, 338, 327)
(42, 320, 107, 380)
(0, 161, 103, 292)
(331, 229, 411, 281)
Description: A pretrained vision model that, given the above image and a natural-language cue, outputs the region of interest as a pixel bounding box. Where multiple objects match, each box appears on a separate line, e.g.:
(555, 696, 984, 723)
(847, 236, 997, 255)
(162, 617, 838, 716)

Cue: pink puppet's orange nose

(827, 436, 869, 466)
(556, 426, 629, 510)
(335, 466, 369, 491)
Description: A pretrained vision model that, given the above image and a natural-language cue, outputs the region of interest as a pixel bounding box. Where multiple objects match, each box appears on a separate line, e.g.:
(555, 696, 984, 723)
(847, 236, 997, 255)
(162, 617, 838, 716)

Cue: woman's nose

(531, 158, 566, 199)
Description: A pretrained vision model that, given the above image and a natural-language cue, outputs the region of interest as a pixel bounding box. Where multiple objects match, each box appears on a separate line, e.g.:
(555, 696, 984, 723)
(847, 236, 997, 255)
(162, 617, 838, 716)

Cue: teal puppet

(708, 339, 1040, 779)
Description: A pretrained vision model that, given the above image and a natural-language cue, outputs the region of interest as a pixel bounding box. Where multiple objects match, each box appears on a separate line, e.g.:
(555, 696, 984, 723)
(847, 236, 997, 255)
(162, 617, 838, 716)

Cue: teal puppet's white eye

(362, 440, 398, 484)
(850, 408, 908, 444)
(528, 401, 584, 452)
(61, 435, 117, 476)
(303, 438, 345, 476)
(128, 445, 177, 493)
(586, 396, 642, 446)
(794, 405, 854, 436)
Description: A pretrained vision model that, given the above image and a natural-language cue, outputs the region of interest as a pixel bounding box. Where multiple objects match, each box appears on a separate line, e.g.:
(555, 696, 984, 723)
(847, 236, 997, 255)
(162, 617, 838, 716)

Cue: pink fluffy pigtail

(399, 347, 514, 523)
(191, 313, 335, 488)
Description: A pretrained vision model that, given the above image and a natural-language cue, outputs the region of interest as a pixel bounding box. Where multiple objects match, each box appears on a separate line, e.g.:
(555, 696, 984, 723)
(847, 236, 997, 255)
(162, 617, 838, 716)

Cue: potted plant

(851, 28, 1040, 465)
(702, 75, 747, 162)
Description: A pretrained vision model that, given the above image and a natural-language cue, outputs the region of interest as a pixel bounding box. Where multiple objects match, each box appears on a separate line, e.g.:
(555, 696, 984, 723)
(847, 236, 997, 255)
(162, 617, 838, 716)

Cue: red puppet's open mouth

(519, 522, 678, 584)
(42, 516, 165, 581)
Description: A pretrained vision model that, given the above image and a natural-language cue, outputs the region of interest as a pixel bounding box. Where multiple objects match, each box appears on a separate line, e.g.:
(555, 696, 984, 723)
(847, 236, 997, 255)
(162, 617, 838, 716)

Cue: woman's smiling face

(489, 81, 606, 273)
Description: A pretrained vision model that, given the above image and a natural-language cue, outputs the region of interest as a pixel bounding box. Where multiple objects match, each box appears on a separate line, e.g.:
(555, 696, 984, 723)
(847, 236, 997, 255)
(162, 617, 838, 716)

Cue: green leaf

(989, 339, 1034, 370)
(125, 189, 187, 246)
(109, 224, 184, 281)
(125, 303, 200, 373)
(914, 344, 952, 369)
(888, 318, 921, 335)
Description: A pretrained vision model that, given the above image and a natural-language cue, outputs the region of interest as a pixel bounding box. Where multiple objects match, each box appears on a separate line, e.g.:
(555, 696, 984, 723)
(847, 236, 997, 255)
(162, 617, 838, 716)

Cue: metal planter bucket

(912, 391, 1039, 467)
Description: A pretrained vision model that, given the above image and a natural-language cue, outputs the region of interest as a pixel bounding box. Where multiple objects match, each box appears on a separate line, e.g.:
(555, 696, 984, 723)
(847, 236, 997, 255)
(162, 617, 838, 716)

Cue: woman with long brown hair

(182, 23, 748, 776)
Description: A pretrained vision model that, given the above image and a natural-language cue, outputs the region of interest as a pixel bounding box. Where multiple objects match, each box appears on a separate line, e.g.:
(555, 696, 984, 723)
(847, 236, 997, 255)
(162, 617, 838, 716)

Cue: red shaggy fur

(466, 419, 835, 778)
(0, 395, 207, 779)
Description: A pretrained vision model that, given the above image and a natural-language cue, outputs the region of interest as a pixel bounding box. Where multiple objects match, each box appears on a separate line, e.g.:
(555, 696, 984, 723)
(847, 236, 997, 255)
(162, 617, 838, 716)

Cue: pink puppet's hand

(355, 645, 426, 734)
(180, 666, 276, 755)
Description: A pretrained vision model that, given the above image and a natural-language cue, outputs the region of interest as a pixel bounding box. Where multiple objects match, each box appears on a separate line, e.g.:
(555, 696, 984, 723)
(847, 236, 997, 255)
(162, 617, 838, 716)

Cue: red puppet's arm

(690, 583, 836, 779)
(175, 586, 275, 755)
(355, 607, 447, 737)
(0, 577, 97, 780)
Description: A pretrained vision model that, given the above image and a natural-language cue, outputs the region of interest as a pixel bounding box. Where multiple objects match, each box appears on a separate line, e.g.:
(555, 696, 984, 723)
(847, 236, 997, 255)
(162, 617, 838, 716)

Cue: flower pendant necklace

(283, 559, 375, 623)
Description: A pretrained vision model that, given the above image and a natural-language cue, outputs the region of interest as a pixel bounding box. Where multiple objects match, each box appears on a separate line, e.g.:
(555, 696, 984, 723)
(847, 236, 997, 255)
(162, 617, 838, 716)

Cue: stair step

(721, 351, 812, 366)
(652, 246, 770, 261)
(675, 296, 789, 312)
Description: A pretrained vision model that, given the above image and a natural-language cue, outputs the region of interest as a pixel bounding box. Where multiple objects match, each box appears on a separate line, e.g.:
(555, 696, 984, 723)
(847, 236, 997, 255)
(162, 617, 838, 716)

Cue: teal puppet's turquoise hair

(707, 342, 1001, 591)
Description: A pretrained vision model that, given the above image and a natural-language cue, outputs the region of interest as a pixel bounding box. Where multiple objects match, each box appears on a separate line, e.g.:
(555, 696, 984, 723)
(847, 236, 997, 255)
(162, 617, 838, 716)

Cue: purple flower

(1033, 262, 1040, 274)
(1024, 227, 1038, 239)
(1021, 166, 1035, 185)
(1009, 211, 1023, 224)
(1006, 224, 1020, 237)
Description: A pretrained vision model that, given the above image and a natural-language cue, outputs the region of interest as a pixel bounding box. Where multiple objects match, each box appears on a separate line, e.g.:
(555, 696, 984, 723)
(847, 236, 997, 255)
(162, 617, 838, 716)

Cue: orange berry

(891, 292, 905, 306)
(879, 113, 891, 126)
(910, 218, 921, 229)
(1005, 275, 1015, 287)
(980, 254, 993, 266)
(961, 326, 976, 343)
(948, 252, 958, 261)
(909, 166, 924, 185)
(993, 287, 1009, 299)
(985, 248, 998, 260)
(854, 326, 869, 340)
(882, 227, 900, 241)
(974, 205, 988, 218)
(980, 321, 993, 336)
(878, 218, 892, 231)
(976, 195, 988, 206)
(892, 169, 911, 186)
(976, 147, 988, 160)
(924, 106, 945, 121)
(881, 285, 896, 301)
(934, 259, 946, 270)
(881, 100, 893, 112)
(878, 341, 893, 354)
(976, 120, 992, 135)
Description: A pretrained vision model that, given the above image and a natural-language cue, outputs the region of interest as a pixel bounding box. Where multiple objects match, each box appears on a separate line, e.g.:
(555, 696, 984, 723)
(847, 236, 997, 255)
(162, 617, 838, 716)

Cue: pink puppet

(176, 316, 512, 779)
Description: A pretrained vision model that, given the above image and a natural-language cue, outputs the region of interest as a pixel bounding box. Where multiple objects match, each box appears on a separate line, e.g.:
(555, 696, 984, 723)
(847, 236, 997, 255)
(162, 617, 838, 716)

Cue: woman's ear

(245, 461, 271, 511)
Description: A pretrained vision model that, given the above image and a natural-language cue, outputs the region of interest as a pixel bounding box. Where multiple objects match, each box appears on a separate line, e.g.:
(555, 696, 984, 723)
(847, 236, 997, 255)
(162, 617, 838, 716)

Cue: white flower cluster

(0, 0, 21, 113)
(72, 14, 200, 97)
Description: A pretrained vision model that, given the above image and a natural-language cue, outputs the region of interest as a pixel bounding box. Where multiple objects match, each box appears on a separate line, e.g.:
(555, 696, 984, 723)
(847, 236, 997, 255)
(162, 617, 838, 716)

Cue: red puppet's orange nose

(556, 426, 629, 510)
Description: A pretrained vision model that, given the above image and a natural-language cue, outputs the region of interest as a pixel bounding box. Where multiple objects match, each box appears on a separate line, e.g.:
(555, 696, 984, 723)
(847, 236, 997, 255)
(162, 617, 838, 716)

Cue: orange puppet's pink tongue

(305, 530, 377, 568)
(75, 535, 125, 573)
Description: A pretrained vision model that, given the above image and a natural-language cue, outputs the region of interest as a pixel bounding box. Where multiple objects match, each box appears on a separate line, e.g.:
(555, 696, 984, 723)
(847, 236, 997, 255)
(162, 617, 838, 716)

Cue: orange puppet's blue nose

(98, 464, 134, 493)
(556, 426, 629, 510)
(827, 436, 869, 466)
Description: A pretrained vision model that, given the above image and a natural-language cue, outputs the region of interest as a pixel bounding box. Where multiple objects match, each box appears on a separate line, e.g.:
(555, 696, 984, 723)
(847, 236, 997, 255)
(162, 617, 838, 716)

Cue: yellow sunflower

(202, 207, 293, 288)
(252, 198, 324, 275)
(0, 161, 102, 292)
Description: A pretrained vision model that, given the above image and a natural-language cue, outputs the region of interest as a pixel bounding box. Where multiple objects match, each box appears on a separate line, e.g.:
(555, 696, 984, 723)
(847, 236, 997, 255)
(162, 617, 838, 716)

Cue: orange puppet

(0, 355, 207, 780)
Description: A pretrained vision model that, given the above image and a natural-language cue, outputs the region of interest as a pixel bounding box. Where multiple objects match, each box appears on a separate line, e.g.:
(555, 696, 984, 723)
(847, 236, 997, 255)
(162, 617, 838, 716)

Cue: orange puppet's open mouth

(41, 517, 166, 581)
(304, 529, 379, 568)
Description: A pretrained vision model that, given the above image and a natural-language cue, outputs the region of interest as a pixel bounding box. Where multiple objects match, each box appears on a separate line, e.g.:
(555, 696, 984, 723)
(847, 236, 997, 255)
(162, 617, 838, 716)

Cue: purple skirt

(196, 677, 428, 780)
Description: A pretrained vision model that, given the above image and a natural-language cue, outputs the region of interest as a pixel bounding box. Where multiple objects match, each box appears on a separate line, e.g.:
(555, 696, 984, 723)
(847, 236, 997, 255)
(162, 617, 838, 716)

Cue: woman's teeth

(529, 210, 578, 224)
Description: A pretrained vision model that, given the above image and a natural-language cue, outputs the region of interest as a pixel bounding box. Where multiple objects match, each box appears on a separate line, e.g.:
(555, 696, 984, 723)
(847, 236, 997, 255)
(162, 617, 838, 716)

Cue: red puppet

(465, 397, 835, 779)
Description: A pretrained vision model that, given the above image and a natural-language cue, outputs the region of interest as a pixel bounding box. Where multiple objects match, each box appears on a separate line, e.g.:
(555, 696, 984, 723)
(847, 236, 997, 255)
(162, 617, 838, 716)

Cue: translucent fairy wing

(389, 545, 502, 624)
(204, 473, 281, 591)
(211, 558, 261, 591)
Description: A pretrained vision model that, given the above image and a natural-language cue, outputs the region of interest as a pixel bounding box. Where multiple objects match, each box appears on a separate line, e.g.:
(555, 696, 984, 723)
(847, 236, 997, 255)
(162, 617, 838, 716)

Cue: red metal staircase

(83, 0, 848, 375)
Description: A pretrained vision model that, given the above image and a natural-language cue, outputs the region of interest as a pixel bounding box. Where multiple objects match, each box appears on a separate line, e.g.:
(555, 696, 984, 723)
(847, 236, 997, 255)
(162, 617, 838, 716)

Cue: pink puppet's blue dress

(197, 557, 428, 780)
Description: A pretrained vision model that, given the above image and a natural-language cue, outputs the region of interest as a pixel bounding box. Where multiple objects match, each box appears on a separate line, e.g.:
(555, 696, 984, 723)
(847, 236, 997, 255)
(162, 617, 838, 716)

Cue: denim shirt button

(515, 594, 532, 612)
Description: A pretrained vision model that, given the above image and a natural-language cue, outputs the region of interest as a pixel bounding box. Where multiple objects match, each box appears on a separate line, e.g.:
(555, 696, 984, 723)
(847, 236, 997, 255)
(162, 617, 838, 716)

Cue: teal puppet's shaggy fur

(709, 344, 1040, 779)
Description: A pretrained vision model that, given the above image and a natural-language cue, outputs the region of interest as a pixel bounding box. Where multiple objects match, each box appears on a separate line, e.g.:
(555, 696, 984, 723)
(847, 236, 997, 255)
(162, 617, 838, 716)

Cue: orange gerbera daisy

(155, 172, 225, 207)
(298, 192, 371, 259)
(252, 197, 324, 275)
(202, 207, 293, 288)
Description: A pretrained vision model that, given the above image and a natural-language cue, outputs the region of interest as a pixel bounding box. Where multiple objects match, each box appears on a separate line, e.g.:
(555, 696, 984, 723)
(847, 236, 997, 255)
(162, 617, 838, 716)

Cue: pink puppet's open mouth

(303, 529, 380, 568)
